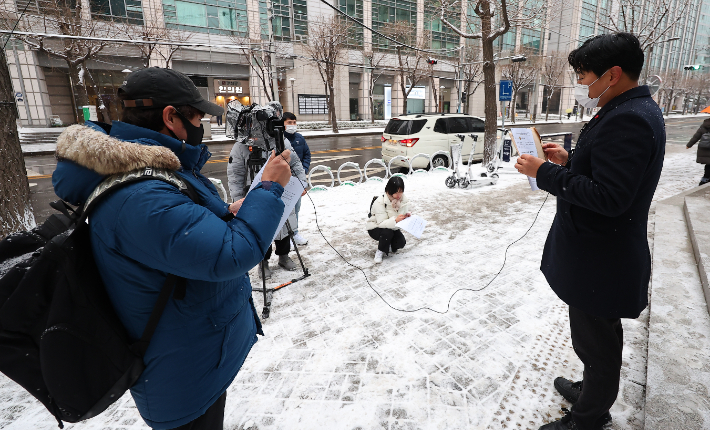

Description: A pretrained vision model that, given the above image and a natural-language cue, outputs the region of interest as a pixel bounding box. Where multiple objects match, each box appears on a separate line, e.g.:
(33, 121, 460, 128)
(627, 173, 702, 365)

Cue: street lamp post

(289, 77, 296, 113)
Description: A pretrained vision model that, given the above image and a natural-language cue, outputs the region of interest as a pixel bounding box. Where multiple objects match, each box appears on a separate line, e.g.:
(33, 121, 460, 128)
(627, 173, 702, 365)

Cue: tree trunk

(400, 78, 408, 115)
(84, 65, 112, 124)
(481, 18, 497, 165)
(328, 81, 339, 133)
(0, 47, 34, 240)
(68, 60, 89, 123)
(510, 89, 518, 123)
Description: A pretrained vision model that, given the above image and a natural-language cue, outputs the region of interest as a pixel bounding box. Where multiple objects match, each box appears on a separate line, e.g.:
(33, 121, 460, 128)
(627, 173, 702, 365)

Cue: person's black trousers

(569, 306, 623, 430)
(368, 228, 406, 253)
(704, 163, 710, 178)
(264, 236, 291, 259)
(168, 391, 227, 430)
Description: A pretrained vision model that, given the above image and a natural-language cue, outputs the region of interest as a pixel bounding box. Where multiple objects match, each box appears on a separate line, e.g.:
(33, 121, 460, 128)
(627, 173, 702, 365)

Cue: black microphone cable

(275, 149, 551, 315)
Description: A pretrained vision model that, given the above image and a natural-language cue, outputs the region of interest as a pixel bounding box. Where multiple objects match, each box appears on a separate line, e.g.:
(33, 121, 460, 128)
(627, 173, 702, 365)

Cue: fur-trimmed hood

(52, 121, 212, 206)
(56, 124, 181, 174)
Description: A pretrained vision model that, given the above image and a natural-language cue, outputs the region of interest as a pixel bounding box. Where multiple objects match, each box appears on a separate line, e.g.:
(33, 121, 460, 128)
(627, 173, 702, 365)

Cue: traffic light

(461, 91, 467, 102)
(684, 64, 702, 70)
(511, 55, 527, 63)
(427, 57, 437, 65)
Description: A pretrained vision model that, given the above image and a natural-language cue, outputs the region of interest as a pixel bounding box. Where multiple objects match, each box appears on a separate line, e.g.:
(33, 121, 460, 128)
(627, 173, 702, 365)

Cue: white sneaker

(374, 250, 384, 263)
(293, 233, 308, 246)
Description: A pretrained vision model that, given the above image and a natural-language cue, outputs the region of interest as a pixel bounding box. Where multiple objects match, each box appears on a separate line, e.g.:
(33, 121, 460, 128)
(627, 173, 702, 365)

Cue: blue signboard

(499, 80, 513, 101)
(502, 139, 512, 162)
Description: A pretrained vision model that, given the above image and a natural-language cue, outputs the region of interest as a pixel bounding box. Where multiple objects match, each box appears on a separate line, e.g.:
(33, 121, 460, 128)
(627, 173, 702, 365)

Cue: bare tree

(440, 0, 558, 164)
(598, 0, 692, 51)
(687, 73, 710, 114)
(123, 18, 192, 68)
(231, 29, 280, 102)
(362, 50, 388, 123)
(501, 49, 539, 123)
(302, 16, 351, 132)
(381, 22, 430, 115)
(540, 51, 567, 121)
(2, 0, 121, 123)
(429, 61, 439, 112)
(658, 70, 686, 115)
(459, 45, 484, 115)
(0, 45, 34, 239)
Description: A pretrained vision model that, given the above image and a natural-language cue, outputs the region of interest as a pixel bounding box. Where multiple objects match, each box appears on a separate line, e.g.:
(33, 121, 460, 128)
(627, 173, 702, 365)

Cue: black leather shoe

(539, 409, 578, 430)
(553, 377, 612, 426)
(554, 377, 582, 403)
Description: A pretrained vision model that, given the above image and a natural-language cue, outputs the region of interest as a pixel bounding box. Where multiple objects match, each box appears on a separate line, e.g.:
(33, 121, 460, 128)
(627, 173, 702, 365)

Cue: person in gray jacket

(686, 117, 710, 186)
(228, 136, 307, 278)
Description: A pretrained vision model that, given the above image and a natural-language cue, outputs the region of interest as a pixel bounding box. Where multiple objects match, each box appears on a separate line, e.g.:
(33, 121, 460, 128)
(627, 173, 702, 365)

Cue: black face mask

(173, 109, 204, 146)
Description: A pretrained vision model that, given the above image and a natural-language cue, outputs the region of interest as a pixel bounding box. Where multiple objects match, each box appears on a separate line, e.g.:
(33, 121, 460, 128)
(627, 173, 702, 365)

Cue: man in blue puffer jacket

(51, 68, 293, 430)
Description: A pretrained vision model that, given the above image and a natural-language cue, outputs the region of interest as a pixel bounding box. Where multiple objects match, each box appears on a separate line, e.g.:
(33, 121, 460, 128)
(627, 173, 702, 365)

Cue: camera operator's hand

(262, 149, 292, 187)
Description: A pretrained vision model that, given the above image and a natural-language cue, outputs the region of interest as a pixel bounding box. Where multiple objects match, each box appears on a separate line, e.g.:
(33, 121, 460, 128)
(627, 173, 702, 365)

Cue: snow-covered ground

(0, 145, 702, 430)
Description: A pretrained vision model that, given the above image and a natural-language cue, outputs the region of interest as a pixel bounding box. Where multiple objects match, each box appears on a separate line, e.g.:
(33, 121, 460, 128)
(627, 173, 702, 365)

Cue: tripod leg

(260, 259, 270, 319)
(285, 219, 309, 275)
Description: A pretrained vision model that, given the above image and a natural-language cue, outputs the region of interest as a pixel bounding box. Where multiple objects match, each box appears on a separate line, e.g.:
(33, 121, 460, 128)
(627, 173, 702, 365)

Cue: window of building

(163, 0, 248, 36)
(424, 4, 460, 53)
(339, 0, 363, 46)
(258, 0, 308, 41)
(372, 0, 417, 50)
(90, 0, 143, 24)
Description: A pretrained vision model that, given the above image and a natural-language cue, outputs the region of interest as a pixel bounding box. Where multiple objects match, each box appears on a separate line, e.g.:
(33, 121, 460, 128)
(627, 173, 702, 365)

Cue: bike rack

(410, 153, 432, 174)
(337, 162, 363, 186)
(363, 159, 389, 182)
(387, 155, 413, 177)
(307, 165, 334, 191)
(430, 150, 452, 172)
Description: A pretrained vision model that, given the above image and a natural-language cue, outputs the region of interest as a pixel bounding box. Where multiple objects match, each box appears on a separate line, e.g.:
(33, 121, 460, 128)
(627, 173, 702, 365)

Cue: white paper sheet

(396, 215, 427, 239)
(247, 163, 307, 242)
(510, 128, 541, 191)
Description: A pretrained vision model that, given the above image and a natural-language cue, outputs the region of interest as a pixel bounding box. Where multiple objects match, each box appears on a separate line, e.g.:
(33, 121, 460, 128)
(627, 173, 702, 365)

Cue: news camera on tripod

(226, 101, 308, 280)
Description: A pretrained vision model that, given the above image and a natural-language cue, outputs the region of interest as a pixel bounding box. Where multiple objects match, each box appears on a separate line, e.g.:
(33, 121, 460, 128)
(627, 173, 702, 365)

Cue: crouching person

(51, 67, 292, 430)
(366, 176, 410, 263)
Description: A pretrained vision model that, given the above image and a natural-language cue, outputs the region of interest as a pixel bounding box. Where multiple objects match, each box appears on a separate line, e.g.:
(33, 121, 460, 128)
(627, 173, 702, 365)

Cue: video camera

(226, 100, 286, 154)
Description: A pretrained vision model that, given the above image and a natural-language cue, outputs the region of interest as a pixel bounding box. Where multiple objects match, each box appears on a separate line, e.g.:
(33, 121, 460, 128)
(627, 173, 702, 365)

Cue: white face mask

(285, 125, 297, 134)
(574, 70, 611, 109)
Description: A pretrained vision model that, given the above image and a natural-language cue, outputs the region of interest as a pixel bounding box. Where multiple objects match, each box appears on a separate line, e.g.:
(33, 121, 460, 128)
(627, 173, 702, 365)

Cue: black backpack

(367, 195, 381, 218)
(0, 167, 197, 428)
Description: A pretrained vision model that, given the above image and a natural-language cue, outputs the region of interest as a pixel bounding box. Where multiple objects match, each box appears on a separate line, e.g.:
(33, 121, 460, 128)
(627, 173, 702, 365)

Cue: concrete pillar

(428, 77, 440, 112)
(7, 48, 52, 126)
(392, 74, 403, 116)
(360, 71, 372, 121)
(416, 0, 424, 42)
(363, 0, 372, 52)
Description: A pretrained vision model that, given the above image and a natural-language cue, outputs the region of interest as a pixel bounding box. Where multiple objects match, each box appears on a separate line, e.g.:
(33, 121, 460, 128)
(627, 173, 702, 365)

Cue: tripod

(246, 130, 310, 320)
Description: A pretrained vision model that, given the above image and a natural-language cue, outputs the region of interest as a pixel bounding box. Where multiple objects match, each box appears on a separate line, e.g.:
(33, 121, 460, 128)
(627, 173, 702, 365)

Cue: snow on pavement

(0, 146, 701, 430)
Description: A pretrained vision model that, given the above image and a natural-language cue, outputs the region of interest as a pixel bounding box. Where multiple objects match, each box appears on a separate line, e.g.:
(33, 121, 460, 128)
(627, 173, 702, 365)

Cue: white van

(381, 113, 498, 169)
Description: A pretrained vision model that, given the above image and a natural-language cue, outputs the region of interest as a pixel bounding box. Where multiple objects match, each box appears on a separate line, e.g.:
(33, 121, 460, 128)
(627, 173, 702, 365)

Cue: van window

(384, 119, 427, 135)
(446, 117, 469, 134)
(434, 119, 447, 133)
(467, 118, 485, 132)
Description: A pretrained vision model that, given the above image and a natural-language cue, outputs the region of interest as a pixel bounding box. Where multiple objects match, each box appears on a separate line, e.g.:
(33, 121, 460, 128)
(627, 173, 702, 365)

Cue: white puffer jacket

(366, 194, 409, 230)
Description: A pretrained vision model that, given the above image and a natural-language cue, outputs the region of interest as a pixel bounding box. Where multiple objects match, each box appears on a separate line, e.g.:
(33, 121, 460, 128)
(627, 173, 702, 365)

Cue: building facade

(3, 0, 708, 127)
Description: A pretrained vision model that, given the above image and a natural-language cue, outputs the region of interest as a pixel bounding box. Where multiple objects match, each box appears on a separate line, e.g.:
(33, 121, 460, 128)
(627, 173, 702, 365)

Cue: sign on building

(499, 80, 513, 101)
(215, 80, 243, 95)
(405, 87, 426, 99)
(298, 94, 329, 115)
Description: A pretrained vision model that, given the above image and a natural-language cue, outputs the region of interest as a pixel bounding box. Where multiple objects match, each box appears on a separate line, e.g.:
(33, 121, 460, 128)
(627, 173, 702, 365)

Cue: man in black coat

(515, 33, 665, 430)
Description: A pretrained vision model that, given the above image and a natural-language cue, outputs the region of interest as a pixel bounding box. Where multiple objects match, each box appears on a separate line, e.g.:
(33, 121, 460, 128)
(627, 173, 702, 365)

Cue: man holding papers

(514, 33, 665, 430)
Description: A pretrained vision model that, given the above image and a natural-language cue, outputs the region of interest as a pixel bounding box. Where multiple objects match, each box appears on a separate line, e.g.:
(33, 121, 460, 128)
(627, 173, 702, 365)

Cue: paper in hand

(247, 162, 306, 242)
(510, 128, 545, 191)
(396, 215, 427, 239)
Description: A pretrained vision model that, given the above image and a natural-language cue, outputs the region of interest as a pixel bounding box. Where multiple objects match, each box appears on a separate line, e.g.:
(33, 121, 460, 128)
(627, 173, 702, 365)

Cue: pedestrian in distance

(216, 113, 223, 126)
(686, 117, 710, 186)
(51, 67, 293, 430)
(227, 104, 308, 279)
(514, 33, 665, 430)
(283, 111, 311, 246)
(366, 176, 411, 263)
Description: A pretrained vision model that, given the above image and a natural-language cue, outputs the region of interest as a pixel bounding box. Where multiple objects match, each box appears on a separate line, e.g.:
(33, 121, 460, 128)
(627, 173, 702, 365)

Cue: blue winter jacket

(52, 121, 284, 429)
(284, 131, 311, 171)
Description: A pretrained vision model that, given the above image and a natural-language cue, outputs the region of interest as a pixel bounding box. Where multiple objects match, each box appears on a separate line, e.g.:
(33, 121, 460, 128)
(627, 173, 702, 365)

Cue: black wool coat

(536, 86, 665, 319)
(686, 117, 710, 164)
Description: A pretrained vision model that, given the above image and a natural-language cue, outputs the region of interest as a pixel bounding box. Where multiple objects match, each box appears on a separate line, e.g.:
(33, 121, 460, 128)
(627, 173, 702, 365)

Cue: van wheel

(430, 155, 449, 169)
